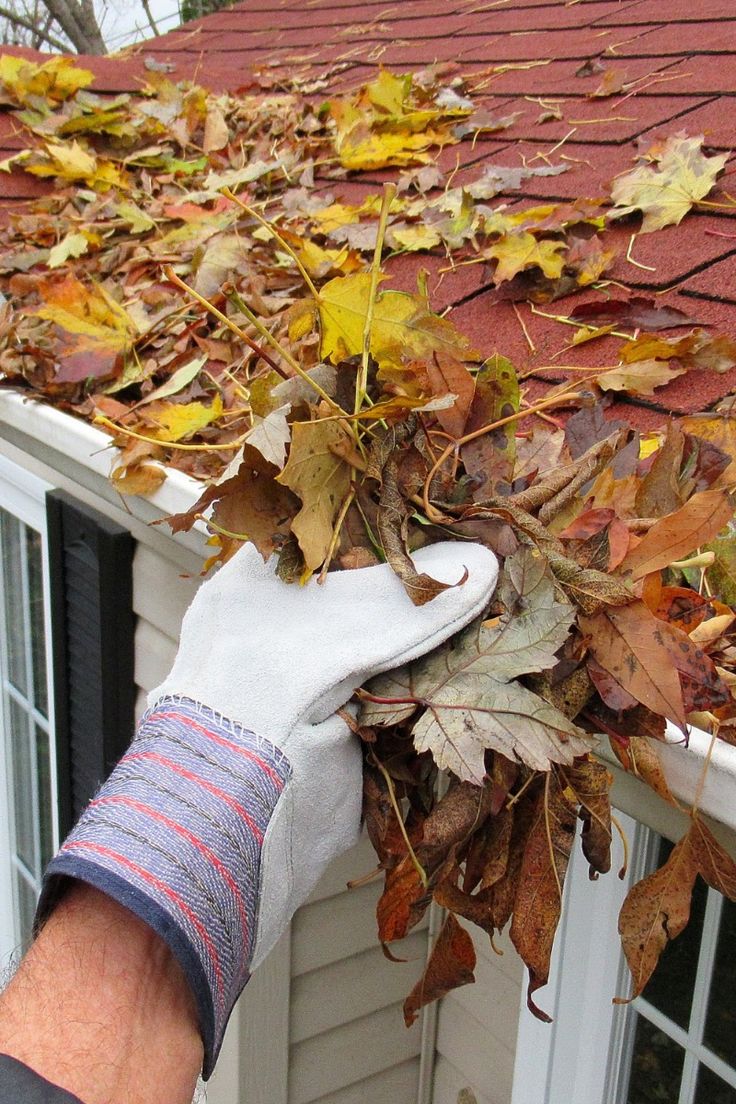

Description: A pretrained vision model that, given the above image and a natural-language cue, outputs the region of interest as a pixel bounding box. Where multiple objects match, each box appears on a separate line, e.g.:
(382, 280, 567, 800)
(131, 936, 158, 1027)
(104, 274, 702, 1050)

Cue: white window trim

(0, 454, 57, 965)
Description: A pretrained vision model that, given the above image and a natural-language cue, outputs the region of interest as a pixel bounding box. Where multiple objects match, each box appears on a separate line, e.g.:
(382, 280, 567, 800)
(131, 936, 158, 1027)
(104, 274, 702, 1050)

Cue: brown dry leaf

(510, 773, 577, 1019)
(166, 445, 300, 561)
(681, 413, 736, 487)
(461, 354, 519, 499)
(424, 351, 476, 438)
(33, 273, 137, 383)
(564, 758, 612, 876)
(610, 734, 678, 807)
(277, 418, 352, 573)
(403, 913, 477, 1026)
(377, 855, 430, 943)
(617, 831, 699, 1000)
(635, 422, 685, 518)
(110, 462, 166, 497)
(621, 489, 734, 580)
(580, 601, 687, 727)
(689, 818, 736, 898)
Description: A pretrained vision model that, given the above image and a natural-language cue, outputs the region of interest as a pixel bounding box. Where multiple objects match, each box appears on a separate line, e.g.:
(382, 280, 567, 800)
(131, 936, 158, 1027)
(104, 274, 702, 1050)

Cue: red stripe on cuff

(61, 839, 225, 1009)
(90, 794, 250, 941)
(152, 709, 285, 789)
(121, 751, 264, 843)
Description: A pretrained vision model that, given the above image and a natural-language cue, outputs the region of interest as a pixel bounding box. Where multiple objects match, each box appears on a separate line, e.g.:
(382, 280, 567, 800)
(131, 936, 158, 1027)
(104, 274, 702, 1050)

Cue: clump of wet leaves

(2, 55, 736, 1029)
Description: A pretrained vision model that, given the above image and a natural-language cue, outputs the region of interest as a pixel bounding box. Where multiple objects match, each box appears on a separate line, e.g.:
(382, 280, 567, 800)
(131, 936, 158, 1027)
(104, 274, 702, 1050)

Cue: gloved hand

(36, 542, 498, 1077)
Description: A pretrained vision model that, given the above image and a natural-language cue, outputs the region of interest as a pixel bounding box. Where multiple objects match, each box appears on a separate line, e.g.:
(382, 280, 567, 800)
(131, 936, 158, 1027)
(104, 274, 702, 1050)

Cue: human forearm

(0, 883, 202, 1104)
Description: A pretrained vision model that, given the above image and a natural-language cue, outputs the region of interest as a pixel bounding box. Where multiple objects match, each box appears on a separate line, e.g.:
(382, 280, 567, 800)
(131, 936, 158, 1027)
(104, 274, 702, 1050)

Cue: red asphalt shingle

(1, 0, 735, 424)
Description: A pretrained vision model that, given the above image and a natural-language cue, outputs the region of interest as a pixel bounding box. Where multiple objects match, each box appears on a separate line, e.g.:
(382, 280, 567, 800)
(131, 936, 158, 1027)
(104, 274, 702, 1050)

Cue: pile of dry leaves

(2, 52, 736, 1026)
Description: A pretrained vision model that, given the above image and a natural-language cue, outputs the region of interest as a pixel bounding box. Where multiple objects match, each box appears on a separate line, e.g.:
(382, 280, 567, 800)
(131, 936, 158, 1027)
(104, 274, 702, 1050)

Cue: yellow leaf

(34, 274, 137, 383)
(276, 419, 352, 572)
(0, 55, 93, 105)
(597, 359, 687, 396)
(337, 128, 451, 171)
(24, 140, 128, 191)
(483, 232, 567, 284)
(293, 239, 362, 278)
(639, 433, 662, 460)
(47, 232, 90, 269)
(317, 273, 479, 368)
(610, 134, 729, 234)
(145, 395, 224, 442)
(362, 69, 411, 115)
(389, 222, 442, 251)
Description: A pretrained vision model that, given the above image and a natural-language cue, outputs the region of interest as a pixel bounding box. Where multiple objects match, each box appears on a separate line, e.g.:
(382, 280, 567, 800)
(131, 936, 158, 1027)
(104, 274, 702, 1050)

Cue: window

(511, 815, 736, 1104)
(0, 458, 56, 964)
(611, 837, 736, 1104)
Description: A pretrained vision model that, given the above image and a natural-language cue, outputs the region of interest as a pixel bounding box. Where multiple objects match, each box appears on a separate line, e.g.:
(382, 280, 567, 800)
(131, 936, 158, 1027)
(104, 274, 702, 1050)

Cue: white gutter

(0, 389, 735, 834)
(0, 389, 206, 553)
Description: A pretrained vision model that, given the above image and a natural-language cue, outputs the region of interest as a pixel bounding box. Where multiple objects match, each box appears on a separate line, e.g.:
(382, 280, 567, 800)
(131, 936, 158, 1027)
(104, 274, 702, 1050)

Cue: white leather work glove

(37, 541, 498, 1077)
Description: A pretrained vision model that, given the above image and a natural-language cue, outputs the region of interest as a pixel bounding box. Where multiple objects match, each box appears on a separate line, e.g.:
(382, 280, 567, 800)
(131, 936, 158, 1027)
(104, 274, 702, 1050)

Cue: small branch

(370, 752, 428, 890)
(140, 0, 160, 35)
(357, 182, 396, 414)
(0, 4, 67, 49)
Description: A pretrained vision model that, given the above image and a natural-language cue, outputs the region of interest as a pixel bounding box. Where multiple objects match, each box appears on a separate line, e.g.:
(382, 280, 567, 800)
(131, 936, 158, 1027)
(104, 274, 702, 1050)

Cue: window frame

(0, 454, 57, 964)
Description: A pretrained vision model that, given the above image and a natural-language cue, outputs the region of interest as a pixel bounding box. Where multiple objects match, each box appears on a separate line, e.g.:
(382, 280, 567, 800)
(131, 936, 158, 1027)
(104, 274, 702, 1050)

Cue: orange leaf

(403, 914, 476, 1026)
(621, 489, 733, 580)
(580, 601, 687, 727)
(689, 818, 736, 899)
(617, 831, 698, 1000)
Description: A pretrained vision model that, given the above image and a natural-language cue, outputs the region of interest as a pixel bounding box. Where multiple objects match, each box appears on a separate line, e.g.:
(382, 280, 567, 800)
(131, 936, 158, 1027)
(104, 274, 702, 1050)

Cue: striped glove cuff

(35, 695, 292, 1078)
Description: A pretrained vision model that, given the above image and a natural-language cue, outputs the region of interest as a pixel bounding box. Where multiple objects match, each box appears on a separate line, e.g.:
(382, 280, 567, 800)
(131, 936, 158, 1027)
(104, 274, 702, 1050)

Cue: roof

(1, 0, 735, 430)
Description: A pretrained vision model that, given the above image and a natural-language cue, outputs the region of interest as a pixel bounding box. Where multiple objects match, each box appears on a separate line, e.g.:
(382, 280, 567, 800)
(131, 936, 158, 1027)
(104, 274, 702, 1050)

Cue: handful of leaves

(2, 56, 736, 1027)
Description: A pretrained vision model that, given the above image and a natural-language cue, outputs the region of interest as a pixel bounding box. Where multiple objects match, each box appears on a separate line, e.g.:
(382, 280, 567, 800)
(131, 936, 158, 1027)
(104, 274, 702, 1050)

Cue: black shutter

(46, 491, 135, 837)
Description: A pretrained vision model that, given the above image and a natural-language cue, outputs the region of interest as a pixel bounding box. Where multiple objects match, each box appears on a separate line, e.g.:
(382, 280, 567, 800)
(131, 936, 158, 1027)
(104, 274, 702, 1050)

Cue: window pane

(25, 526, 48, 718)
(1, 510, 27, 693)
(626, 1015, 685, 1104)
(642, 838, 708, 1029)
(8, 697, 34, 871)
(695, 1064, 736, 1104)
(704, 898, 736, 1065)
(35, 725, 53, 869)
(13, 869, 36, 952)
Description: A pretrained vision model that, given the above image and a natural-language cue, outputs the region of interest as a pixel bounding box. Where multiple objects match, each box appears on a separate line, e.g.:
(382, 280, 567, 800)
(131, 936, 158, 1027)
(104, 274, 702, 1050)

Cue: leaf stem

(94, 415, 247, 451)
(318, 487, 356, 583)
(162, 265, 289, 379)
(221, 187, 321, 302)
(356, 182, 396, 415)
(420, 379, 590, 522)
(370, 752, 429, 890)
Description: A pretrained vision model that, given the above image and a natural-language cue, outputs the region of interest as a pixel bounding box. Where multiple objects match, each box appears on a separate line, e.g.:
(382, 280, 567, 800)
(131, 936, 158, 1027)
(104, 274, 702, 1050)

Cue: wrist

(35, 696, 291, 1078)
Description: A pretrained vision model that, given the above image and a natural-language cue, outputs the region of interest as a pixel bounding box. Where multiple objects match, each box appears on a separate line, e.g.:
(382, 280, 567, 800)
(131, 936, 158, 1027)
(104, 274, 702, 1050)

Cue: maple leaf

(362, 549, 592, 782)
(33, 274, 137, 383)
(483, 232, 567, 285)
(597, 359, 687, 396)
(244, 404, 291, 470)
(276, 419, 353, 573)
(316, 273, 479, 369)
(0, 55, 93, 106)
(609, 134, 729, 233)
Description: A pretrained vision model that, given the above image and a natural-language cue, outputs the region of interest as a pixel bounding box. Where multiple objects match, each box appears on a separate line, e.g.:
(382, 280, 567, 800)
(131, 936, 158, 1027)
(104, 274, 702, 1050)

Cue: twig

(626, 234, 656, 272)
(357, 183, 396, 414)
(94, 415, 246, 451)
(610, 813, 629, 879)
(318, 487, 356, 582)
(221, 188, 321, 301)
(512, 301, 536, 353)
(370, 752, 428, 889)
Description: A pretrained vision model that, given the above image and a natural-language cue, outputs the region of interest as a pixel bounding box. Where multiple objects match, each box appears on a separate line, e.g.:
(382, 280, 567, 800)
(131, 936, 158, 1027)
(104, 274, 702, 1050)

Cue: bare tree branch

(38, 0, 106, 52)
(140, 0, 160, 36)
(0, 2, 68, 49)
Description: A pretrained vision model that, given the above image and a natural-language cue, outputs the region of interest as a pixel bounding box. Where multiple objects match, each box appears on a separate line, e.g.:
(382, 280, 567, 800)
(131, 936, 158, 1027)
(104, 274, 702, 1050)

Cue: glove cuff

(35, 695, 292, 1079)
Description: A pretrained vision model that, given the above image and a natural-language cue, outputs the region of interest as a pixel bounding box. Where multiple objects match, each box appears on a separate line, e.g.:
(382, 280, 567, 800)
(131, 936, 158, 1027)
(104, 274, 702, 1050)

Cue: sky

(97, 0, 183, 51)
